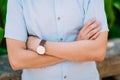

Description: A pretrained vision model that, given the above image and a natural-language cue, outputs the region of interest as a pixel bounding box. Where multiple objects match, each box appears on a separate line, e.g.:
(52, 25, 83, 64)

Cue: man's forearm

(6, 38, 64, 70)
(10, 49, 64, 70)
(46, 40, 98, 61)
(27, 20, 106, 62)
(46, 32, 107, 62)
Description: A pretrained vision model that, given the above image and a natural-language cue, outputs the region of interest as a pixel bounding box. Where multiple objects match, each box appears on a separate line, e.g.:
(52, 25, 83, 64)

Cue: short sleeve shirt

(5, 0, 109, 80)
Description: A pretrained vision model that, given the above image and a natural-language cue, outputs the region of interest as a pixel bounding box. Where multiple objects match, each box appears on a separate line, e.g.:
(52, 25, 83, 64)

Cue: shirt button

(60, 38, 63, 41)
(57, 17, 61, 20)
(64, 75, 67, 79)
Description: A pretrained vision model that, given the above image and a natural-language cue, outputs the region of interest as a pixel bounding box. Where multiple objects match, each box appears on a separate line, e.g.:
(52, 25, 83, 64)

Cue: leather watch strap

(40, 40, 46, 46)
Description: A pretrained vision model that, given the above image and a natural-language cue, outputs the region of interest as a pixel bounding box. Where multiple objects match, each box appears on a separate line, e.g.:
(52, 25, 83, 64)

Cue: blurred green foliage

(0, 27, 4, 43)
(0, 0, 120, 55)
(0, 0, 7, 25)
(0, 0, 7, 55)
(104, 0, 115, 28)
(104, 0, 120, 39)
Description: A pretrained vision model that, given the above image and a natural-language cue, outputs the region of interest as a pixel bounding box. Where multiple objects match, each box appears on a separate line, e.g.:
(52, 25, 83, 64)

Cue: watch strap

(40, 40, 46, 47)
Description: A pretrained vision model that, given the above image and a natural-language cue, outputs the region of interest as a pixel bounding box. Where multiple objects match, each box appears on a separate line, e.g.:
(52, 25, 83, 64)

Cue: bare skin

(6, 19, 108, 70)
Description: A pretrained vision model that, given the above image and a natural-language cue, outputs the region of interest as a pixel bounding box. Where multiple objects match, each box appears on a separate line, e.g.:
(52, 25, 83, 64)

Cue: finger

(87, 26, 101, 39)
(90, 32, 100, 40)
(82, 18, 96, 31)
(85, 22, 101, 35)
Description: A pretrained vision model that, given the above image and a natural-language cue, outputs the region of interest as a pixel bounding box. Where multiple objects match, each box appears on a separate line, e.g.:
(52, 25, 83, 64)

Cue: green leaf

(113, 0, 120, 11)
(104, 0, 115, 27)
(0, 27, 4, 44)
(0, 0, 7, 27)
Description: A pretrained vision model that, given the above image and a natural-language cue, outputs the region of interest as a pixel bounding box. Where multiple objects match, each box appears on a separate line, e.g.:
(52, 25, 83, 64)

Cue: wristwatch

(36, 40, 46, 55)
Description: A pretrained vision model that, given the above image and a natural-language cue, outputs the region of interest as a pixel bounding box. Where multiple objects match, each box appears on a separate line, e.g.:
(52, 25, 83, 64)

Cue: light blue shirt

(5, 0, 109, 80)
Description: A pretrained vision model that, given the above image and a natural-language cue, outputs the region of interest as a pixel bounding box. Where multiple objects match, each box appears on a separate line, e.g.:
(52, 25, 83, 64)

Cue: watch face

(36, 46, 45, 55)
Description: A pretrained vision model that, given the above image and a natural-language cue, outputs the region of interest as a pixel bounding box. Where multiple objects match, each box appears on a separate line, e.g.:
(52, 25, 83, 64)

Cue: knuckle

(88, 22, 100, 30)
(90, 26, 94, 29)
(95, 23, 98, 26)
(96, 22, 100, 26)
(85, 23, 89, 26)
(94, 22, 100, 27)
(99, 27, 102, 30)
(90, 31, 94, 35)
(88, 26, 93, 30)
(94, 29, 99, 33)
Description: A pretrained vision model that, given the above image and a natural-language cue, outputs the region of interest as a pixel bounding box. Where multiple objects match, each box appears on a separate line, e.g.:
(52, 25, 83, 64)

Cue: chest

(22, 0, 85, 40)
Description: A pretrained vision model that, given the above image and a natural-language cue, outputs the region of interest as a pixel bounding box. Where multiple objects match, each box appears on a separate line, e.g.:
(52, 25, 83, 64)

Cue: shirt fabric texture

(5, 0, 109, 80)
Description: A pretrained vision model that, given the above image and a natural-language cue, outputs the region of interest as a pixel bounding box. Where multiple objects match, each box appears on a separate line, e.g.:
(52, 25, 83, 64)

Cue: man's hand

(76, 19, 101, 40)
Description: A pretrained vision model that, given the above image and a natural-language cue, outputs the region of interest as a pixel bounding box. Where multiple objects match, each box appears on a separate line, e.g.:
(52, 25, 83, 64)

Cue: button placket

(61, 62, 68, 80)
(55, 0, 65, 42)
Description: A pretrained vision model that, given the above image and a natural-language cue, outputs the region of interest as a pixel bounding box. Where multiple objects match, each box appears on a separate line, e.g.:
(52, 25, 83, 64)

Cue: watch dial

(37, 46, 45, 55)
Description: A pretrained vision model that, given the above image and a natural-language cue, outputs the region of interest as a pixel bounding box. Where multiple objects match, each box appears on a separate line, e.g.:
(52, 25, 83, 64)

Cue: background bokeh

(0, 0, 7, 55)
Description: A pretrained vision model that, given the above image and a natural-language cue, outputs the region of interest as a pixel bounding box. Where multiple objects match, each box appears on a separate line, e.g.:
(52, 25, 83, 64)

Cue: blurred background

(0, 0, 120, 80)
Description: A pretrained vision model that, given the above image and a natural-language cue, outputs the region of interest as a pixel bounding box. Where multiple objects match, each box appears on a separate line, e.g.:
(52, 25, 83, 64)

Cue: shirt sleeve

(4, 0, 28, 42)
(84, 0, 109, 32)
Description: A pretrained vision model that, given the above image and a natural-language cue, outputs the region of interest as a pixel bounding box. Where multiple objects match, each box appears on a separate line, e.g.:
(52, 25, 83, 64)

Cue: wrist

(27, 37, 41, 51)
(33, 38, 41, 51)
(36, 39, 47, 55)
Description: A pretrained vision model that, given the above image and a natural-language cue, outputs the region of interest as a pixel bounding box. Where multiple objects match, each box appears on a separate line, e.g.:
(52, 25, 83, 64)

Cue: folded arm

(6, 38, 64, 70)
(27, 19, 107, 62)
(29, 31, 108, 62)
(6, 19, 103, 70)
(46, 31, 108, 62)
